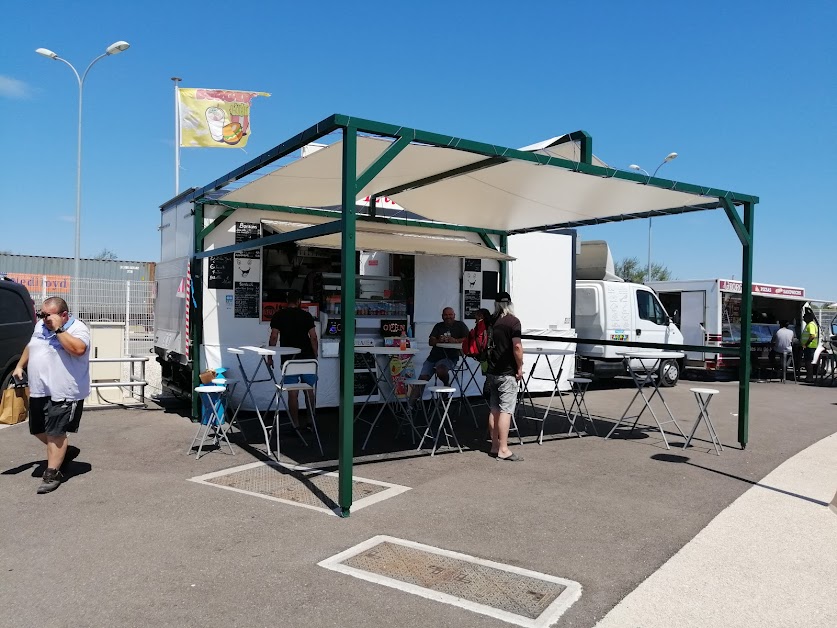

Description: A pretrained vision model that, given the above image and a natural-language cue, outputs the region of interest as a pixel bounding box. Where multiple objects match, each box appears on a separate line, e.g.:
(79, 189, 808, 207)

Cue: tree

(614, 256, 673, 283)
(94, 248, 118, 260)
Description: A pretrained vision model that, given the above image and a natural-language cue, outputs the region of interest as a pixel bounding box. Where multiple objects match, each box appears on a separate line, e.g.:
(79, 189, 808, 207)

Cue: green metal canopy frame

(182, 113, 758, 518)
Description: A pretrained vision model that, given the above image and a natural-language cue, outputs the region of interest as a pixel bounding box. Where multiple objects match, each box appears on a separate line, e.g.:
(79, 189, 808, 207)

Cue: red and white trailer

(649, 278, 830, 374)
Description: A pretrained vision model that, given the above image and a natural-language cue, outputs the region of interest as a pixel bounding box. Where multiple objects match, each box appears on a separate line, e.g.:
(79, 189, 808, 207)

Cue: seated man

(414, 307, 469, 394)
(769, 320, 795, 369)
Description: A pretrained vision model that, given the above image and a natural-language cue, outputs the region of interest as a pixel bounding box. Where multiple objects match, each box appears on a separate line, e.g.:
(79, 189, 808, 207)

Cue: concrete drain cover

(189, 462, 410, 516)
(319, 536, 581, 627)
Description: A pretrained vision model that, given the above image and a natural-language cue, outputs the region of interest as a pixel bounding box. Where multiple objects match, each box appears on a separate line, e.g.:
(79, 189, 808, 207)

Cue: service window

(636, 290, 667, 326)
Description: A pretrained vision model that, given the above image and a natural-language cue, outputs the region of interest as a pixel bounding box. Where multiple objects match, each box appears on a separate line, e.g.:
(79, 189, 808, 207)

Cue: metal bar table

(605, 351, 687, 450)
(227, 346, 300, 457)
(520, 347, 575, 444)
(436, 342, 481, 428)
(353, 346, 419, 450)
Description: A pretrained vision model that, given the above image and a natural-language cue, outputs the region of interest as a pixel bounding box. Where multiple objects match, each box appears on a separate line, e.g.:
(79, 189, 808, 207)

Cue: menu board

(234, 281, 259, 318)
(208, 254, 233, 289)
(464, 290, 482, 319)
(464, 258, 482, 272)
(235, 222, 261, 258)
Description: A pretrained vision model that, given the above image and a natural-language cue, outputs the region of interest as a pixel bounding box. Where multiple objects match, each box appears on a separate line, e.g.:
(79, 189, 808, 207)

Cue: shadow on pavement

(651, 452, 828, 507)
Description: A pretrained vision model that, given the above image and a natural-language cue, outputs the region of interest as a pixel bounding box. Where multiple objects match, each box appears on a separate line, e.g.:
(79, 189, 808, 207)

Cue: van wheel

(659, 359, 680, 387)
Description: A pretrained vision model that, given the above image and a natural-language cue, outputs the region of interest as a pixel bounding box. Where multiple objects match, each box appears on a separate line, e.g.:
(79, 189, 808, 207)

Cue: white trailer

(154, 195, 521, 410)
(649, 278, 829, 374)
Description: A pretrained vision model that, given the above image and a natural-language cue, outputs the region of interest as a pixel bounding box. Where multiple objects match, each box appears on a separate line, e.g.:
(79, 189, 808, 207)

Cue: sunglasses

(37, 311, 68, 320)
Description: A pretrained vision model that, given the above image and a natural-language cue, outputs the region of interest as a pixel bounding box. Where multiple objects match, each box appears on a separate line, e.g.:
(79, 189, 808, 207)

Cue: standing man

(486, 292, 524, 462)
(13, 296, 90, 494)
(268, 290, 318, 428)
(800, 311, 819, 383)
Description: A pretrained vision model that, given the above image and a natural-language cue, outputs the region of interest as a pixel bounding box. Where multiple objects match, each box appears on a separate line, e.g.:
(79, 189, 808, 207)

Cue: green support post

(191, 202, 205, 420)
(499, 234, 509, 291)
(738, 201, 755, 448)
(338, 127, 358, 517)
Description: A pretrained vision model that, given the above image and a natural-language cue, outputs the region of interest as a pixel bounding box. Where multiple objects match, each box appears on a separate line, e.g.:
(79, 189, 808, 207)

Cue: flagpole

(172, 77, 182, 196)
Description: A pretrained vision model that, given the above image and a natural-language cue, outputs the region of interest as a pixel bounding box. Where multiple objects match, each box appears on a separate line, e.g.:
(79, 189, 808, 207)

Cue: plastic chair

(272, 359, 322, 460)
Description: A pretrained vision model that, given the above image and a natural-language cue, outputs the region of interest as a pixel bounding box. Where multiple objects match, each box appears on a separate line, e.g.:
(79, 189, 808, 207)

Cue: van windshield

(636, 290, 667, 325)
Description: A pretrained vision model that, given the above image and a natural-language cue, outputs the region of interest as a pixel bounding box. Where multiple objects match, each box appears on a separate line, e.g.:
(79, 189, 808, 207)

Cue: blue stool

(189, 385, 235, 460)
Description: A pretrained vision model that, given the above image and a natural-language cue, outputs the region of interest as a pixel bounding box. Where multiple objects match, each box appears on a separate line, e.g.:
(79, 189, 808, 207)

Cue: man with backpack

(485, 292, 524, 462)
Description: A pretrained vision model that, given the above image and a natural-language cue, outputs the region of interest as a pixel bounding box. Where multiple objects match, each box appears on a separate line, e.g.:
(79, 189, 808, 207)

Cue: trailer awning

(261, 212, 514, 261)
(223, 135, 735, 233)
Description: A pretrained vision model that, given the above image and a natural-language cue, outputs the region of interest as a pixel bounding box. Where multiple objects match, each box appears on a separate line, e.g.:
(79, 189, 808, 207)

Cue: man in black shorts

(13, 296, 90, 493)
(268, 290, 318, 428)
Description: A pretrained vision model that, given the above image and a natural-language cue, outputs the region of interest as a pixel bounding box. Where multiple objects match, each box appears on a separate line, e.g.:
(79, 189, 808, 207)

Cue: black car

(0, 278, 36, 388)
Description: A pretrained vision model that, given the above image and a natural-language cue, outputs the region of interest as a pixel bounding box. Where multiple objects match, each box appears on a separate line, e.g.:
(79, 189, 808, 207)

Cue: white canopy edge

(223, 136, 719, 233)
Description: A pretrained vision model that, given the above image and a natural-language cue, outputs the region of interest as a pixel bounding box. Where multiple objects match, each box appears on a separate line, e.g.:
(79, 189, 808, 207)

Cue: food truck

(649, 278, 830, 374)
(154, 193, 589, 413)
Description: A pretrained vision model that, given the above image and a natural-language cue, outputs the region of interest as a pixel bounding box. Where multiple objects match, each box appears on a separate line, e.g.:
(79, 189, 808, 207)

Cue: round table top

(617, 350, 684, 360)
(354, 346, 417, 355)
(522, 347, 575, 356)
(436, 342, 465, 350)
(240, 345, 300, 356)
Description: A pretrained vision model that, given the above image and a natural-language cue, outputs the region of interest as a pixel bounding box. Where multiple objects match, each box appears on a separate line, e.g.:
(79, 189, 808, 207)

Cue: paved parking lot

(1, 378, 835, 628)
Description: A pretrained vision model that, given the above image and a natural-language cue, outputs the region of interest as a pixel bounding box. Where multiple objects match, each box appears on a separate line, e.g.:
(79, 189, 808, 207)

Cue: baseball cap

(495, 291, 512, 303)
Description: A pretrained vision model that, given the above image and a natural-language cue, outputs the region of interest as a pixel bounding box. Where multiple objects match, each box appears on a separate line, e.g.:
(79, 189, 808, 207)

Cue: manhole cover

(190, 462, 410, 515)
(319, 536, 581, 627)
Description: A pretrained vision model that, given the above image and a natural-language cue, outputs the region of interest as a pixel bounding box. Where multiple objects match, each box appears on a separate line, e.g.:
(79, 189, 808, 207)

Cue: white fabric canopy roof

(223, 136, 720, 233)
(261, 212, 513, 261)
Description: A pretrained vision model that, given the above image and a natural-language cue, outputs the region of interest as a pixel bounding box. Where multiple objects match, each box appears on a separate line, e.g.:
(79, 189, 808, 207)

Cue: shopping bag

(199, 369, 216, 385)
(0, 386, 29, 425)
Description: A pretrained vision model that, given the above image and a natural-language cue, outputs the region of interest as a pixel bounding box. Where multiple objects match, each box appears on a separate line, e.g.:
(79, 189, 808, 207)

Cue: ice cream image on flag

(205, 107, 226, 142)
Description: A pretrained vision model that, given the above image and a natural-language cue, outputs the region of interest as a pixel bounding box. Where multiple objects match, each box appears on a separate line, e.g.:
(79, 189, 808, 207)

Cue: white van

(575, 280, 684, 385)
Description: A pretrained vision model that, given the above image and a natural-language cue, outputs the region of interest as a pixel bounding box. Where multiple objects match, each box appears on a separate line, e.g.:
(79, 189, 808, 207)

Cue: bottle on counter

(399, 330, 407, 351)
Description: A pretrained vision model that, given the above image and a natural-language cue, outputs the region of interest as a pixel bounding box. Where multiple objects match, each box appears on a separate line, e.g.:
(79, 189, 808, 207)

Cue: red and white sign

(719, 280, 805, 298)
(357, 195, 405, 211)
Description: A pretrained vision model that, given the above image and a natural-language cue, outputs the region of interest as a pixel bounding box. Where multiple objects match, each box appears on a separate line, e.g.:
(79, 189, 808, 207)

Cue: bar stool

(683, 388, 723, 455)
(566, 377, 598, 437)
(404, 379, 431, 442)
(211, 378, 238, 421)
(188, 385, 234, 460)
(417, 386, 462, 456)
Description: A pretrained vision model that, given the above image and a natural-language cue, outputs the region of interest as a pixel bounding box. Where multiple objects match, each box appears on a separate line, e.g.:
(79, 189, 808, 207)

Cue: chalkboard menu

(234, 281, 259, 318)
(235, 222, 261, 259)
(208, 253, 233, 289)
(464, 290, 481, 319)
(354, 371, 378, 397)
(464, 258, 482, 272)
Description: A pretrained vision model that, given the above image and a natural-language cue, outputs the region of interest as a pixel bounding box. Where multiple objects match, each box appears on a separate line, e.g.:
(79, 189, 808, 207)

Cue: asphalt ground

(1, 377, 835, 628)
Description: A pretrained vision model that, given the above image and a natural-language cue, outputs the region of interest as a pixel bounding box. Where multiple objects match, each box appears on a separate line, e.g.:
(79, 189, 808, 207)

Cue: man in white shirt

(13, 297, 90, 494)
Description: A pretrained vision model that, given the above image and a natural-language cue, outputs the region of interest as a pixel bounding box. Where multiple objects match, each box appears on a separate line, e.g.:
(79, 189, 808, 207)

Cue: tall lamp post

(629, 152, 678, 283)
(35, 41, 130, 313)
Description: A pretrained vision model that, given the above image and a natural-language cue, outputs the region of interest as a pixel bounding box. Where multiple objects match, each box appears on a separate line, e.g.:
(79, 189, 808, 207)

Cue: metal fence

(25, 277, 155, 356)
(21, 276, 162, 399)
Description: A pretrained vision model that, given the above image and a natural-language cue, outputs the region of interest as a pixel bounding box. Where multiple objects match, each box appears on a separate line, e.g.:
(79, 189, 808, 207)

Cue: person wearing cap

(486, 291, 524, 461)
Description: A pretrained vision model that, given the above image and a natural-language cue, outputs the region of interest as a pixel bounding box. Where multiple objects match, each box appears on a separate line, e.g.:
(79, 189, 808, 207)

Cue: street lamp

(35, 41, 130, 313)
(630, 152, 678, 283)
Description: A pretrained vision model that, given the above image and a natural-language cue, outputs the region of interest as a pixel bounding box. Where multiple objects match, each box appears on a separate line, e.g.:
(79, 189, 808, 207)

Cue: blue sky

(2, 1, 835, 297)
